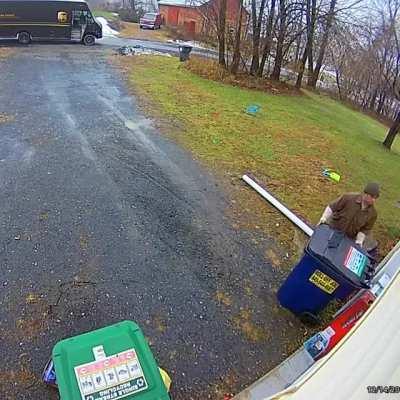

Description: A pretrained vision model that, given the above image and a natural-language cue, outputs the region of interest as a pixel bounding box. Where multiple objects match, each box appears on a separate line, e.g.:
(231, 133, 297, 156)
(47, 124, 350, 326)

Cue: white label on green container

(92, 346, 106, 361)
(74, 348, 148, 400)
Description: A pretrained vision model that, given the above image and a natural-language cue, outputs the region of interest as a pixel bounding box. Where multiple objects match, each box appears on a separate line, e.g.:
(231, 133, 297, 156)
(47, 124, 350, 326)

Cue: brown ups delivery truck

(0, 0, 102, 45)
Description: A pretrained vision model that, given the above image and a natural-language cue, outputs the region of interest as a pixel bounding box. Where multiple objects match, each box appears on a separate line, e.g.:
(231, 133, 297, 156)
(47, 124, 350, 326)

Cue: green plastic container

(52, 320, 170, 400)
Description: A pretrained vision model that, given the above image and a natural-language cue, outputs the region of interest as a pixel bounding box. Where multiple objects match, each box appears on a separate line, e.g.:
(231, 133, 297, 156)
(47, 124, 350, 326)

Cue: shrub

(185, 56, 298, 95)
(118, 8, 144, 23)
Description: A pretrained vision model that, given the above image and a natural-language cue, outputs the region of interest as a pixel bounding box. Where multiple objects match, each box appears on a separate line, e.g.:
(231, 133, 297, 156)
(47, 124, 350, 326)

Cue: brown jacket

(329, 193, 377, 239)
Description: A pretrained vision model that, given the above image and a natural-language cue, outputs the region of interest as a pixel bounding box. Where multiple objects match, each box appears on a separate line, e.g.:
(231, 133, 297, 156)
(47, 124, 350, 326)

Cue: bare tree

(217, 0, 228, 66)
(231, 0, 244, 74)
(271, 0, 288, 80)
(190, 0, 228, 67)
(257, 0, 277, 76)
(328, 26, 353, 98)
(322, 0, 400, 149)
(380, 0, 400, 149)
(305, 0, 318, 85)
(296, 0, 317, 88)
(308, 0, 337, 87)
(384, 110, 400, 148)
(250, 0, 268, 74)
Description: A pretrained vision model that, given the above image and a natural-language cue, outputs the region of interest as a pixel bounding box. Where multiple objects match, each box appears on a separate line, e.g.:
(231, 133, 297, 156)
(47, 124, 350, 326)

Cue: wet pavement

(0, 44, 304, 399)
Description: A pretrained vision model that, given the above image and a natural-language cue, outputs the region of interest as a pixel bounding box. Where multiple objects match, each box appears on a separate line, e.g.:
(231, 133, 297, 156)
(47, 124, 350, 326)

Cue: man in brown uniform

(319, 182, 380, 247)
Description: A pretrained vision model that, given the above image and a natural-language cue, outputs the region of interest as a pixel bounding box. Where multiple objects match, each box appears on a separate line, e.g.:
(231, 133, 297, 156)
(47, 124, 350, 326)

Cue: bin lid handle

(327, 231, 344, 248)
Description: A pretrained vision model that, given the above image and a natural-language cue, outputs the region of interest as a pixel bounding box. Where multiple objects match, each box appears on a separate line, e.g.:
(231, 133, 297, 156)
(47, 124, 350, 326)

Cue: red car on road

(139, 13, 162, 30)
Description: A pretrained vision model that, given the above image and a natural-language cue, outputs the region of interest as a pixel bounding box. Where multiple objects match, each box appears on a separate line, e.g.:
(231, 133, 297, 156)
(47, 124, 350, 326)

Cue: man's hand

(319, 206, 333, 225)
(355, 232, 366, 246)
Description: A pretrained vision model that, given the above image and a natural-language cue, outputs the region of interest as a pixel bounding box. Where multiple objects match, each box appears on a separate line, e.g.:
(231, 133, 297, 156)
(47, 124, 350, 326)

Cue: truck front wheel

(18, 31, 31, 45)
(83, 34, 96, 46)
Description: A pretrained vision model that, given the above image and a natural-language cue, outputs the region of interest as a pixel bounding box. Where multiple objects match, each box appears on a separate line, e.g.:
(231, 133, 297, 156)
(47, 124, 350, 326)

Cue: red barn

(158, 0, 248, 39)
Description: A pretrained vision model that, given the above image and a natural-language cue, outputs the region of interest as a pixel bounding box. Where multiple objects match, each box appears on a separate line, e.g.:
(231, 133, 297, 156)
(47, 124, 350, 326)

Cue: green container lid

(52, 320, 170, 400)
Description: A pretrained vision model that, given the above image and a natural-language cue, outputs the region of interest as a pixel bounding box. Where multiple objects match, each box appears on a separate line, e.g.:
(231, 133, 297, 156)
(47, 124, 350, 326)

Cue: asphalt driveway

(0, 43, 304, 400)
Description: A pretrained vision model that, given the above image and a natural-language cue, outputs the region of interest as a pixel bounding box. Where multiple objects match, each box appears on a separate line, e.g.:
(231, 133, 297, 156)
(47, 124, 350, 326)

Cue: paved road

(0, 44, 304, 399)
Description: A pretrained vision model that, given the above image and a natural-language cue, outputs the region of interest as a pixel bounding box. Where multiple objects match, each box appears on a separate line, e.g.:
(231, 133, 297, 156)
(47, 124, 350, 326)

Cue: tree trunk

(309, 0, 337, 88)
(217, 0, 227, 67)
(369, 89, 377, 110)
(335, 68, 342, 100)
(296, 45, 308, 88)
(250, 0, 267, 75)
(250, 0, 258, 73)
(377, 93, 386, 114)
(257, 0, 276, 77)
(294, 34, 302, 64)
(271, 0, 286, 80)
(271, 41, 284, 80)
(230, 0, 243, 74)
(295, 0, 311, 88)
(294, 0, 305, 64)
(362, 82, 371, 109)
(383, 110, 400, 150)
(306, 0, 317, 86)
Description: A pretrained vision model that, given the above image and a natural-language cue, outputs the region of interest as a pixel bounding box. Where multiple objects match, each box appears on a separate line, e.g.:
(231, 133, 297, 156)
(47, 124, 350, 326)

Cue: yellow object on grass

(159, 368, 172, 392)
(323, 169, 341, 183)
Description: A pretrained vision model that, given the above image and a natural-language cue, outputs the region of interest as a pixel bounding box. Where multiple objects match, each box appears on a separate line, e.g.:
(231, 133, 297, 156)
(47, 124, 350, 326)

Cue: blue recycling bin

(277, 224, 371, 321)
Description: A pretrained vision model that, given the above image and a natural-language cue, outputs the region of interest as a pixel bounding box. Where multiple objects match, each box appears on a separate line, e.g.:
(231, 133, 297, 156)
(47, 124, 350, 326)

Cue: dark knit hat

(364, 182, 380, 198)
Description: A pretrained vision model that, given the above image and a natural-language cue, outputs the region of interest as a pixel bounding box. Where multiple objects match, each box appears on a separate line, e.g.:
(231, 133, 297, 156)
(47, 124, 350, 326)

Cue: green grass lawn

(121, 56, 400, 255)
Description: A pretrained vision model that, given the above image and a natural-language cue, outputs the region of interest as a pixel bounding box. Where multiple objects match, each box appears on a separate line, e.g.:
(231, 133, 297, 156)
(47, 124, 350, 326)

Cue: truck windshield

(86, 11, 95, 24)
(143, 13, 156, 19)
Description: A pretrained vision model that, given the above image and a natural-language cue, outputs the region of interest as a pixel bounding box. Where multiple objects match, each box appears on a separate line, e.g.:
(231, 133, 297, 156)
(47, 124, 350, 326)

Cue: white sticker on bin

(92, 346, 106, 361)
(75, 348, 148, 400)
(344, 246, 367, 277)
